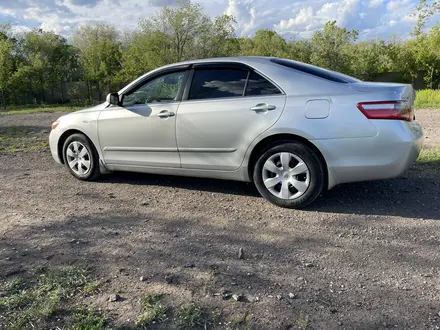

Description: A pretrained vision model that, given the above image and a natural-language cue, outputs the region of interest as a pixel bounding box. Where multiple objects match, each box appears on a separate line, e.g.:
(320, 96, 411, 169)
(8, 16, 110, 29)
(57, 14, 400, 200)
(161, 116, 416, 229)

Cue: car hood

(74, 103, 109, 114)
(57, 103, 108, 122)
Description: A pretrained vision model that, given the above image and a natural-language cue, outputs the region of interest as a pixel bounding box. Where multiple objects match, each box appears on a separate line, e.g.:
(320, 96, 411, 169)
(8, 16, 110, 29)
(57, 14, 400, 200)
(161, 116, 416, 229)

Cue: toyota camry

(49, 57, 423, 208)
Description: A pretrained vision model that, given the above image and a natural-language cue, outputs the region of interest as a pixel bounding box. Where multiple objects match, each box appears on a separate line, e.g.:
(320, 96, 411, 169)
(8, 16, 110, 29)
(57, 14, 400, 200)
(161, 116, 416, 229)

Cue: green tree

(11, 29, 77, 104)
(414, 0, 440, 36)
(350, 40, 392, 80)
(287, 39, 312, 63)
(237, 30, 288, 57)
(73, 24, 122, 102)
(121, 2, 237, 81)
(0, 37, 14, 109)
(193, 14, 238, 58)
(310, 21, 358, 74)
(411, 25, 440, 88)
(247, 29, 288, 57)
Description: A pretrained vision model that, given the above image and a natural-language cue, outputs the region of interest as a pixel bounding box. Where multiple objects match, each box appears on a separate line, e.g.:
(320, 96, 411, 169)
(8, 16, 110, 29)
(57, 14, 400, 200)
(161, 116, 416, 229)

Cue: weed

(295, 312, 311, 330)
(0, 265, 98, 330)
(83, 280, 103, 296)
(68, 307, 107, 330)
(227, 311, 254, 330)
(175, 303, 207, 329)
(135, 293, 167, 329)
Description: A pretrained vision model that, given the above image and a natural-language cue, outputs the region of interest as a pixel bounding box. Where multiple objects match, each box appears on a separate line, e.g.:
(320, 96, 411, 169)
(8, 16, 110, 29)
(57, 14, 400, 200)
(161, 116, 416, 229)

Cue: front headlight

(52, 121, 60, 130)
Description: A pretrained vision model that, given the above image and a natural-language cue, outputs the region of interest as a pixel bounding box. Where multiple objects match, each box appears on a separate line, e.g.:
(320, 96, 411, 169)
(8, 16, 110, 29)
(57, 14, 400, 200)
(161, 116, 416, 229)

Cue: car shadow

(98, 161, 440, 220)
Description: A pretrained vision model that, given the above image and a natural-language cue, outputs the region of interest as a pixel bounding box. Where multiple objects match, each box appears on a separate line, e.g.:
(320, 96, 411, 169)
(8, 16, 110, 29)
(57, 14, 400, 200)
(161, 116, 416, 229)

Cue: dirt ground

(1, 110, 440, 329)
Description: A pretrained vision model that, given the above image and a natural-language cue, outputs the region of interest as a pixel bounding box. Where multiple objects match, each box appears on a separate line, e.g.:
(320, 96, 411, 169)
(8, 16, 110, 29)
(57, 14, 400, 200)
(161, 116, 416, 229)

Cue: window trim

(181, 63, 285, 102)
(244, 70, 283, 97)
(120, 66, 191, 106)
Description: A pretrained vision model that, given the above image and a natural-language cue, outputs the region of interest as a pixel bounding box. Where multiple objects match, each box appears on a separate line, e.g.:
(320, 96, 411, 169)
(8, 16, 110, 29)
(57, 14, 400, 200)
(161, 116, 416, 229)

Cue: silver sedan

(49, 57, 423, 208)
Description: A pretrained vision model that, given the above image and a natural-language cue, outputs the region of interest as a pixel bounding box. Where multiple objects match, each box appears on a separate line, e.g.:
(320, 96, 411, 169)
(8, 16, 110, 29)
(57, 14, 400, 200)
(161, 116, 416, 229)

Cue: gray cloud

(148, 0, 189, 6)
(0, 0, 432, 41)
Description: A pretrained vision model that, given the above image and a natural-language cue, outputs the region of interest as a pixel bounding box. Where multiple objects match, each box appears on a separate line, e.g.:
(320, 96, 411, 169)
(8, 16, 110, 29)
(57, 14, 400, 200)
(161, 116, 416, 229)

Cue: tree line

(0, 1, 439, 110)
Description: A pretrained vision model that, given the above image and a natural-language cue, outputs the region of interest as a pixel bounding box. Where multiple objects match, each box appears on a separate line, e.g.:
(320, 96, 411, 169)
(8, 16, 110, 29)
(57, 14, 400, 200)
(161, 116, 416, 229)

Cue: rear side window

(189, 69, 248, 100)
(270, 58, 360, 83)
(245, 71, 281, 96)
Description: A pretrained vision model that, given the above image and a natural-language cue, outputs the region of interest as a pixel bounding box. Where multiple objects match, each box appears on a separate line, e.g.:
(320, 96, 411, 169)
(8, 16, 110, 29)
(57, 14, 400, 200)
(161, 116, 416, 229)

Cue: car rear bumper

(49, 129, 62, 164)
(313, 120, 424, 189)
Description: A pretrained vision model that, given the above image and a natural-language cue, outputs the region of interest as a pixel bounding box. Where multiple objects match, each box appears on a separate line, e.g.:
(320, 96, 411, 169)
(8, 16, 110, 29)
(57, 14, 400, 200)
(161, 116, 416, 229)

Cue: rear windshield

(270, 58, 360, 84)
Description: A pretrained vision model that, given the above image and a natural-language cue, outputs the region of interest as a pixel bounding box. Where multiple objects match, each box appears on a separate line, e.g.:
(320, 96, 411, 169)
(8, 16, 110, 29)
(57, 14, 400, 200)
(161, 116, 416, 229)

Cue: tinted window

(123, 71, 185, 106)
(189, 69, 248, 100)
(270, 58, 360, 83)
(246, 72, 281, 96)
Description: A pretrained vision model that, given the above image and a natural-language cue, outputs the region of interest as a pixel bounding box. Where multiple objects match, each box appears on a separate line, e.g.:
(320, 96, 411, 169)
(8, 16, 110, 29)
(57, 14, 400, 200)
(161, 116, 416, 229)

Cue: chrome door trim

(103, 147, 178, 152)
(178, 148, 237, 153)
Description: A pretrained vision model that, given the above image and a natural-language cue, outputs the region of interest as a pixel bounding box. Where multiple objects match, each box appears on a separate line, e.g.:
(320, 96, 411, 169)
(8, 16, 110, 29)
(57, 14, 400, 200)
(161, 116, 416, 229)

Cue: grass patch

(415, 89, 440, 109)
(415, 146, 440, 176)
(68, 308, 108, 330)
(418, 146, 440, 163)
(0, 265, 100, 330)
(227, 312, 254, 330)
(175, 303, 208, 330)
(0, 126, 48, 152)
(135, 293, 168, 329)
(0, 105, 84, 116)
(295, 312, 311, 330)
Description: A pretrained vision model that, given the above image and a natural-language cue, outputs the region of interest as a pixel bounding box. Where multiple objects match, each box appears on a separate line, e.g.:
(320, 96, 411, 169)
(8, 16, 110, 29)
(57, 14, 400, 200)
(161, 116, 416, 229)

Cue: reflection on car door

(176, 66, 286, 171)
(98, 70, 187, 168)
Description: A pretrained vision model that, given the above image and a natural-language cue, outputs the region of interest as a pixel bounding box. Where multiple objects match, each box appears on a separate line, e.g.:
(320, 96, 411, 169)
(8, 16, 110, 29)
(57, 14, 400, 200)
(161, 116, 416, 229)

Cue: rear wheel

(253, 142, 325, 208)
(62, 133, 100, 181)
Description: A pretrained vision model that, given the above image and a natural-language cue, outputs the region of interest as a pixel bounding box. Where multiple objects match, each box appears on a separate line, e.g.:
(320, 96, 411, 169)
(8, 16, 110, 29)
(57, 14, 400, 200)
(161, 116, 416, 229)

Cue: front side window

(245, 71, 282, 96)
(123, 71, 185, 106)
(189, 69, 248, 100)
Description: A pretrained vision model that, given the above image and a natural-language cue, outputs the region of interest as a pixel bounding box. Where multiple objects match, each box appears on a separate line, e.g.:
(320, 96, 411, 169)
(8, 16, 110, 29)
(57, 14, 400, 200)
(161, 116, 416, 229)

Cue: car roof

(158, 56, 273, 69)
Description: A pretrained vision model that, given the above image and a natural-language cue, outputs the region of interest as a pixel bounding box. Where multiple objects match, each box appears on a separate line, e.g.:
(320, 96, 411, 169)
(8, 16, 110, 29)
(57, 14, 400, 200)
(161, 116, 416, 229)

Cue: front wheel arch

(57, 129, 95, 164)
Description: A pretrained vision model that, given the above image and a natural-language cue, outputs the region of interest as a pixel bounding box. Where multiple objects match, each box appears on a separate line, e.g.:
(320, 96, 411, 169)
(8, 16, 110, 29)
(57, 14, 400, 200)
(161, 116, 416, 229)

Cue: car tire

(253, 142, 325, 208)
(62, 133, 101, 181)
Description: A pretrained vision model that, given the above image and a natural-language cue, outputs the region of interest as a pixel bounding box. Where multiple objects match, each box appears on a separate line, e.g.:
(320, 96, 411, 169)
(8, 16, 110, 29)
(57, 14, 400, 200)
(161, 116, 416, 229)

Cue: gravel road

(0, 110, 439, 329)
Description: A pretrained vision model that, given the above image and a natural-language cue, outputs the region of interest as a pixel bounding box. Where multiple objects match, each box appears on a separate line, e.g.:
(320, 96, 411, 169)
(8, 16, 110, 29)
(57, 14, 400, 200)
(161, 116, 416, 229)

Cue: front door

(98, 70, 187, 168)
(176, 67, 286, 171)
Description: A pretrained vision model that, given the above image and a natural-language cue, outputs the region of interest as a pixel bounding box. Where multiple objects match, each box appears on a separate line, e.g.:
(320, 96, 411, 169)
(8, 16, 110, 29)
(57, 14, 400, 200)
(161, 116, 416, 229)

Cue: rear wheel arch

(247, 134, 328, 187)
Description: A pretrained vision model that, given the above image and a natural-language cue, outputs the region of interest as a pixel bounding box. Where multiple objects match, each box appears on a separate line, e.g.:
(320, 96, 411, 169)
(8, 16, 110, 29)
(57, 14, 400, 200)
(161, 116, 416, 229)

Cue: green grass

(415, 89, 440, 109)
(175, 304, 207, 330)
(414, 146, 440, 177)
(418, 145, 440, 163)
(68, 308, 108, 330)
(227, 312, 254, 330)
(0, 104, 84, 116)
(0, 265, 100, 330)
(135, 293, 168, 329)
(0, 126, 49, 152)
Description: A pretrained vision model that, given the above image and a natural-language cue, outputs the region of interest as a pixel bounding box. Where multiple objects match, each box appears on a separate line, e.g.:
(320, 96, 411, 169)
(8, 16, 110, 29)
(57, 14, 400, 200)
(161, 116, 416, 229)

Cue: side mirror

(106, 92, 120, 106)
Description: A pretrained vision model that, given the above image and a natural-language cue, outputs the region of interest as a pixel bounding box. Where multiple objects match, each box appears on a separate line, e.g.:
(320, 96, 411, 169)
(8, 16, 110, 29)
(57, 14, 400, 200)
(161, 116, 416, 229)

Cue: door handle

(156, 111, 175, 118)
(250, 103, 276, 111)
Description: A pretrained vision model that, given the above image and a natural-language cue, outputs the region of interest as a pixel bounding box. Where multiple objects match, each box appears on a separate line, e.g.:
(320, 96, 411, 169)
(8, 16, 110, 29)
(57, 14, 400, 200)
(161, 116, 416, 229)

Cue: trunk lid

(351, 82, 416, 104)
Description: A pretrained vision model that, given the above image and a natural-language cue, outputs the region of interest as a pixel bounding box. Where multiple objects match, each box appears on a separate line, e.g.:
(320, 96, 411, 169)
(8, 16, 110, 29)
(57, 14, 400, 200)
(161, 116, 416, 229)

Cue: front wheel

(253, 142, 325, 208)
(62, 133, 100, 181)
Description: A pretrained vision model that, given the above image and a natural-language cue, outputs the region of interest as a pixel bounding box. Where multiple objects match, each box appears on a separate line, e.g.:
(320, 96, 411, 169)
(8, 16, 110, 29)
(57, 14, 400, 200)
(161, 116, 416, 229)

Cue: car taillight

(357, 100, 413, 122)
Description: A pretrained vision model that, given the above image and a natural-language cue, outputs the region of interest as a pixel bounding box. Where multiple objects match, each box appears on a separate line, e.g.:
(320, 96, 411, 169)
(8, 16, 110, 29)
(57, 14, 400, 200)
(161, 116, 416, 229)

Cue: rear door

(176, 64, 286, 171)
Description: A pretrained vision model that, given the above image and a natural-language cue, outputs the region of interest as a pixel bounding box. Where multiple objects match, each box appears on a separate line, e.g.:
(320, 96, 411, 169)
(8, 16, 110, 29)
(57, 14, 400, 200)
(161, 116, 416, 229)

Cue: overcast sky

(0, 0, 430, 40)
